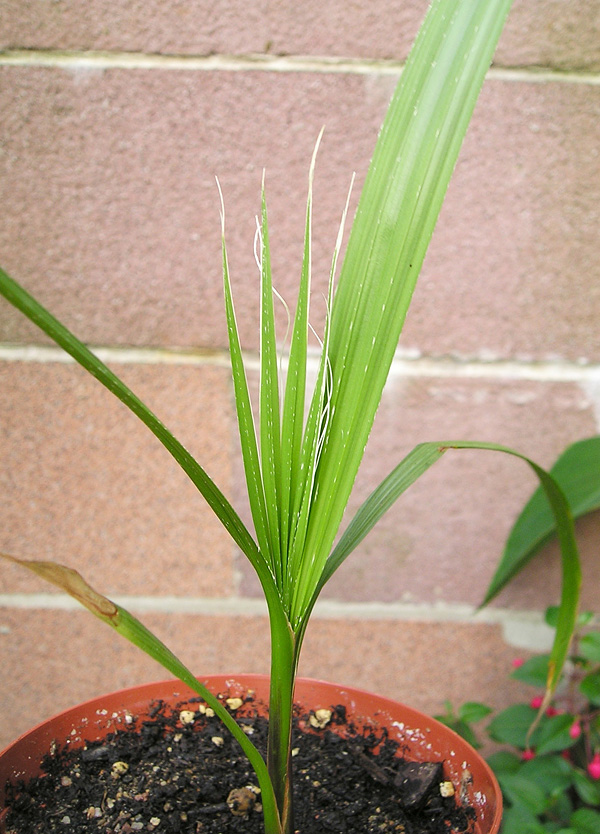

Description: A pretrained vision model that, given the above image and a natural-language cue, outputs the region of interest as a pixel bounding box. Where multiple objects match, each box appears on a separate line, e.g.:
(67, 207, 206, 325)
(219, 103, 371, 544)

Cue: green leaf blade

(314, 440, 580, 701)
(279, 137, 321, 588)
(290, 0, 514, 624)
(570, 808, 600, 834)
(511, 655, 551, 688)
(579, 670, 600, 705)
(488, 704, 538, 748)
(520, 753, 573, 795)
(572, 770, 600, 807)
(220, 198, 273, 570)
(533, 713, 578, 755)
(258, 188, 284, 586)
(458, 701, 494, 723)
(317, 443, 445, 592)
(579, 632, 600, 663)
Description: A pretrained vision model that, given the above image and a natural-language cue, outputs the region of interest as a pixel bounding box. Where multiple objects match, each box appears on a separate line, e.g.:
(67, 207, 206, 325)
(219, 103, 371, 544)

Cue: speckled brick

(0, 361, 237, 597)
(406, 78, 600, 363)
(0, 608, 534, 751)
(5, 358, 596, 613)
(234, 371, 599, 610)
(1, 0, 598, 771)
(0, 68, 598, 361)
(1, 0, 598, 70)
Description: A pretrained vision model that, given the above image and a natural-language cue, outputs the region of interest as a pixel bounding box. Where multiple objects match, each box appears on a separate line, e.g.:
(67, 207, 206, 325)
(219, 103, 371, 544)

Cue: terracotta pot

(0, 675, 502, 833)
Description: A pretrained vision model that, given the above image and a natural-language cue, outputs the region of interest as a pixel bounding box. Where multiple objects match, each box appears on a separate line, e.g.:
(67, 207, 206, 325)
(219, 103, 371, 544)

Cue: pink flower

(522, 749, 536, 761)
(511, 658, 525, 668)
(569, 721, 581, 740)
(588, 753, 600, 780)
(530, 695, 544, 709)
(545, 706, 560, 717)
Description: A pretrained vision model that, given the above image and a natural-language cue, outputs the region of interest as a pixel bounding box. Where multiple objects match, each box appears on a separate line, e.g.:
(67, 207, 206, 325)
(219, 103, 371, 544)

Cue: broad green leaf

(573, 770, 600, 806)
(579, 670, 600, 705)
(570, 808, 600, 834)
(486, 750, 522, 776)
(577, 611, 597, 627)
(499, 805, 546, 834)
(511, 655, 551, 688)
(499, 773, 548, 815)
(579, 631, 600, 663)
(544, 605, 593, 629)
(533, 713, 578, 755)
(551, 794, 576, 829)
(458, 701, 493, 723)
(520, 753, 573, 795)
(0, 552, 281, 833)
(483, 436, 600, 605)
(489, 707, 577, 756)
(435, 716, 481, 749)
(546, 605, 561, 627)
(488, 704, 538, 748)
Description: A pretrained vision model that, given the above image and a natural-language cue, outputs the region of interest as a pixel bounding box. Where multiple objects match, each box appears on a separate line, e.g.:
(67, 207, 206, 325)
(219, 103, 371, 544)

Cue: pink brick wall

(0, 1, 599, 749)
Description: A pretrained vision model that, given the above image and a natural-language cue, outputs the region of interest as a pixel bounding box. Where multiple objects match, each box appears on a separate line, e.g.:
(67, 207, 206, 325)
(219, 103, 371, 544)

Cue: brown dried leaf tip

(0, 552, 118, 619)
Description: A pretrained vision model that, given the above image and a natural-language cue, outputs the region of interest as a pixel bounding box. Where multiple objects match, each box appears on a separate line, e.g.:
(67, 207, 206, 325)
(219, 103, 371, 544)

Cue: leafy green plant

(482, 436, 600, 608)
(0, 1, 584, 832)
(437, 608, 600, 834)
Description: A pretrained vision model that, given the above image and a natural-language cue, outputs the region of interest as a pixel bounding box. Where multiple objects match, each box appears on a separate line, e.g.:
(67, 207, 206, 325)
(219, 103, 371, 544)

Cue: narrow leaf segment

(288, 0, 515, 626)
(314, 440, 581, 702)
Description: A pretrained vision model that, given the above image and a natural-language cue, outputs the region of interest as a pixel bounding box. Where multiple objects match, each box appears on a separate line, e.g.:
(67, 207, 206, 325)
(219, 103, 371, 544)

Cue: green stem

(267, 612, 297, 834)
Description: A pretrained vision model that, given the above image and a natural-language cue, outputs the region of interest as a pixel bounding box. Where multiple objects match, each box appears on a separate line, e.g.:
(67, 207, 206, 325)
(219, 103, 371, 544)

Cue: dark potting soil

(3, 694, 477, 834)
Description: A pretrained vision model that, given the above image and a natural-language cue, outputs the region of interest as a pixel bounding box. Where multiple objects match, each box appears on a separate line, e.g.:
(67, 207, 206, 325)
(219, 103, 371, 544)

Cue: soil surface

(3, 694, 477, 834)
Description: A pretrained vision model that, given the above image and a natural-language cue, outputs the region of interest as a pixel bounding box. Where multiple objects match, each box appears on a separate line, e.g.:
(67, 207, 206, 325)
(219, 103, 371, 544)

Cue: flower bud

(588, 753, 600, 780)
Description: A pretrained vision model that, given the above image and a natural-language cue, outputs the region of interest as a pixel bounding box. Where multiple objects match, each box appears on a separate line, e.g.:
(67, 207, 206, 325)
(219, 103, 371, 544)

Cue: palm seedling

(0, 1, 582, 831)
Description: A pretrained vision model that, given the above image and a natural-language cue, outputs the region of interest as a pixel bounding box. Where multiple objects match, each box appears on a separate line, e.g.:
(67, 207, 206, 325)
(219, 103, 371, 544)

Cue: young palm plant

(0, 0, 582, 832)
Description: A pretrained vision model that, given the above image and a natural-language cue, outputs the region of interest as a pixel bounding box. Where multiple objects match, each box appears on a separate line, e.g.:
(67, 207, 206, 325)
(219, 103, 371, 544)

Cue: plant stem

(267, 613, 297, 834)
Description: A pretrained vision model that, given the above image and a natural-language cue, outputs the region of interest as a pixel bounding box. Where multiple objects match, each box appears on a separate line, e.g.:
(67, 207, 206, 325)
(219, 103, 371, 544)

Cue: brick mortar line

(0, 48, 598, 84)
(0, 592, 559, 650)
(0, 343, 232, 367)
(1, 343, 600, 383)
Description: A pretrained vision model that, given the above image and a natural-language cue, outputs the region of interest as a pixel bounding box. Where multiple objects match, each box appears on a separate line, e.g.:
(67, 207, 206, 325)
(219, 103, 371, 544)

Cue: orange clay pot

(0, 675, 501, 833)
